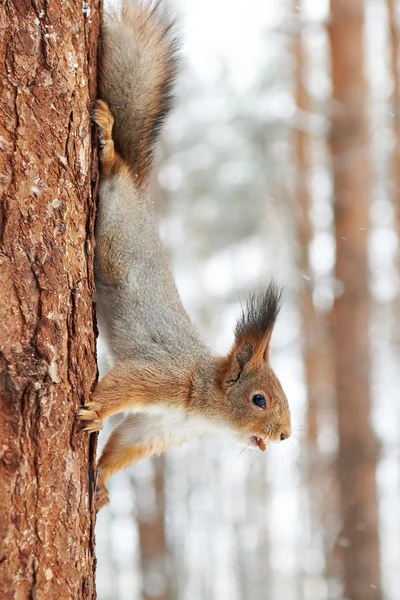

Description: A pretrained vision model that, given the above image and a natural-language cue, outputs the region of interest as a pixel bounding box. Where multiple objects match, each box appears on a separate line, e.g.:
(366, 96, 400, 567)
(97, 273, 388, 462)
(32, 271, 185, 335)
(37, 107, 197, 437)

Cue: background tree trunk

(293, 21, 333, 594)
(386, 0, 400, 223)
(293, 18, 319, 450)
(135, 456, 169, 600)
(0, 1, 101, 597)
(385, 0, 400, 345)
(328, 1, 382, 598)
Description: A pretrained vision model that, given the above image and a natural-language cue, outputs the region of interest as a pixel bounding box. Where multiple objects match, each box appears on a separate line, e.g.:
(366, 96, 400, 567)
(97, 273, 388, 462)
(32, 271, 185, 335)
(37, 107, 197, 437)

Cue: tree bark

(328, 1, 382, 599)
(0, 1, 101, 598)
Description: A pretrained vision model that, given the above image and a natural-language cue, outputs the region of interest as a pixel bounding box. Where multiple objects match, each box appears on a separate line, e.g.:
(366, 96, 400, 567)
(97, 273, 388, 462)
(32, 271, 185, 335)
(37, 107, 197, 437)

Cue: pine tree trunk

(293, 23, 336, 592)
(136, 456, 169, 600)
(386, 0, 400, 344)
(328, 1, 382, 598)
(294, 24, 319, 449)
(386, 0, 400, 221)
(0, 1, 101, 597)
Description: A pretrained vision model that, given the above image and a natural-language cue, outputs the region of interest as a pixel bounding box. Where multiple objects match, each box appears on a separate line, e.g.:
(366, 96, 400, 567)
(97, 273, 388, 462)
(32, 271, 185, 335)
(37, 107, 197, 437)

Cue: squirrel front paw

(77, 402, 104, 432)
(96, 476, 110, 511)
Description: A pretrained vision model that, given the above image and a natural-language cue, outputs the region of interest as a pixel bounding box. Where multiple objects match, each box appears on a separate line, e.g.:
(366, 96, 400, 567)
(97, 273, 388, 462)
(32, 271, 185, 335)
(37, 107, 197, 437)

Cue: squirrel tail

(100, 0, 179, 185)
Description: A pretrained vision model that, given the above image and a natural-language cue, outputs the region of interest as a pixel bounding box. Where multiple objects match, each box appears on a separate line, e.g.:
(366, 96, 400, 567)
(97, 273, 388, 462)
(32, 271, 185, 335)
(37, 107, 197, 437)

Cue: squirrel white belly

(78, 0, 291, 511)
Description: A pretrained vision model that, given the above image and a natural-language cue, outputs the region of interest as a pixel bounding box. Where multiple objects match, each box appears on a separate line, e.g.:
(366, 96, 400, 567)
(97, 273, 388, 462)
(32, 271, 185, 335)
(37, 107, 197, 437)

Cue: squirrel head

(215, 283, 291, 451)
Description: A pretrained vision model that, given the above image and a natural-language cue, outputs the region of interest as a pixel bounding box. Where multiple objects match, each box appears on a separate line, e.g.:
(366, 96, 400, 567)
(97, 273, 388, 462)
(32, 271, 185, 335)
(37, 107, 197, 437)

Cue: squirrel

(78, 0, 292, 511)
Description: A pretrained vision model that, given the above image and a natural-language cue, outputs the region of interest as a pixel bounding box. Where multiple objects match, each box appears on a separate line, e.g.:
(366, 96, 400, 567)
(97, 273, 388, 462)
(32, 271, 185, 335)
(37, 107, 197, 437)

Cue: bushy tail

(100, 0, 178, 185)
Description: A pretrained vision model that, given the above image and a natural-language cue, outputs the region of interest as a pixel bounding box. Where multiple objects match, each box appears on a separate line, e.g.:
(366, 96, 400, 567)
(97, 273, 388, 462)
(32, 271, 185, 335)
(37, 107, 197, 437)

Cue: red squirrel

(78, 0, 292, 510)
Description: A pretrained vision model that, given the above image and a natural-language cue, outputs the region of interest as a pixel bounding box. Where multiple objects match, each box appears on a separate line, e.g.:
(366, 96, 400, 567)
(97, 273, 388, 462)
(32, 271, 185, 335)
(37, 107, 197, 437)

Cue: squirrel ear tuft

(235, 281, 283, 365)
(218, 282, 283, 390)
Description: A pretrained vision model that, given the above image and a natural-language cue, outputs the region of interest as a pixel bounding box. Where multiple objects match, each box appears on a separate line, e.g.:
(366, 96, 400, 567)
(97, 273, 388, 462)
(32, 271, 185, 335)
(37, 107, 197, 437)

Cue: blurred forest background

(97, 0, 400, 598)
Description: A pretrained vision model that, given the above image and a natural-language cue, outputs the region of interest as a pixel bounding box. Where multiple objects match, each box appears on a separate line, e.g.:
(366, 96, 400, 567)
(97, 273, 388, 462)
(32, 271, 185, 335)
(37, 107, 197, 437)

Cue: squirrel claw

(91, 99, 114, 134)
(77, 403, 104, 432)
(95, 482, 110, 511)
(83, 419, 104, 433)
(91, 100, 116, 172)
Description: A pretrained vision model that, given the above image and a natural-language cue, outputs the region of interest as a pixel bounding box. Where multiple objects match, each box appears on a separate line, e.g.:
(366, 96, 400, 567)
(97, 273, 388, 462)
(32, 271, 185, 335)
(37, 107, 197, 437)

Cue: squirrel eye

(252, 394, 267, 409)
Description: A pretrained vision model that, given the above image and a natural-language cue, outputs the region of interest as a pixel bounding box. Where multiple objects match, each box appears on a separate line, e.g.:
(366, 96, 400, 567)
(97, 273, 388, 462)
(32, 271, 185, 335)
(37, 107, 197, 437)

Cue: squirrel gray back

(95, 1, 207, 367)
(99, 0, 178, 186)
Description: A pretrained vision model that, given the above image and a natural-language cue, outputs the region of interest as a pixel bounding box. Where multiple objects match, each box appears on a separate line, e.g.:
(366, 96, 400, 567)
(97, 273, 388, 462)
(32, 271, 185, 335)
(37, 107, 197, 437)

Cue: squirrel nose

(280, 427, 291, 441)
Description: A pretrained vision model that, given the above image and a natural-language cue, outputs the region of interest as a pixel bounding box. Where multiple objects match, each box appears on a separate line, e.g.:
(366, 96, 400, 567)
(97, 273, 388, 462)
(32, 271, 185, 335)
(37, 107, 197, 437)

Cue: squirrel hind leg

(92, 99, 123, 176)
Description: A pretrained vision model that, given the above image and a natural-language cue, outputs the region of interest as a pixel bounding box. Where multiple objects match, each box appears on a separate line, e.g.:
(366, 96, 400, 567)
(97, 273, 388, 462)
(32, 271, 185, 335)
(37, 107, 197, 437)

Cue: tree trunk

(328, 1, 382, 599)
(135, 456, 169, 600)
(0, 1, 101, 598)
(293, 22, 336, 594)
(293, 21, 319, 449)
(385, 0, 400, 345)
(386, 0, 400, 223)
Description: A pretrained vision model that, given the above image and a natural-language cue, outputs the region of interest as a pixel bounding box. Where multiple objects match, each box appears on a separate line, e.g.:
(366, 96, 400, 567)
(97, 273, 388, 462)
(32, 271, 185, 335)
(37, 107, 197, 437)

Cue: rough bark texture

(328, 1, 382, 599)
(0, 1, 101, 598)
